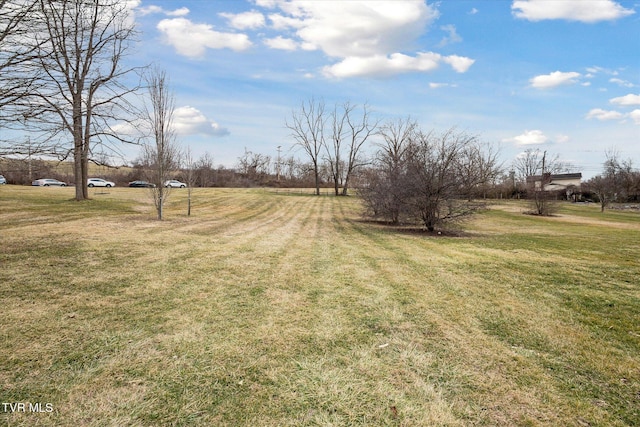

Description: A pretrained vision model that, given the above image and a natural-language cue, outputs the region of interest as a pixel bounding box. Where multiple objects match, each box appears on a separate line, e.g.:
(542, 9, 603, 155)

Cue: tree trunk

(342, 175, 350, 196)
(74, 142, 83, 201)
(187, 188, 192, 216)
(314, 162, 320, 195)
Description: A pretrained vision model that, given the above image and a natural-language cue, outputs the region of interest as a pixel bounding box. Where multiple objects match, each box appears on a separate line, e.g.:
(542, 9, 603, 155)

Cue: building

(526, 172, 582, 200)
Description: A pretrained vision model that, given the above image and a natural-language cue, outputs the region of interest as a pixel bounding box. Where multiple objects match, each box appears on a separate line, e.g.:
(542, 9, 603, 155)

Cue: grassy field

(1, 186, 638, 426)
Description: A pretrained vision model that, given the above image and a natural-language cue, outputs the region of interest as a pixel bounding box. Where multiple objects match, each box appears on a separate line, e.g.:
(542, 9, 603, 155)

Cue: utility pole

(541, 150, 547, 190)
(27, 138, 33, 182)
(276, 145, 281, 182)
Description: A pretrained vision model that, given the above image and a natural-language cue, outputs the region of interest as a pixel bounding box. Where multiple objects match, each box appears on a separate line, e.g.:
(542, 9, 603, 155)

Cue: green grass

(1, 185, 639, 426)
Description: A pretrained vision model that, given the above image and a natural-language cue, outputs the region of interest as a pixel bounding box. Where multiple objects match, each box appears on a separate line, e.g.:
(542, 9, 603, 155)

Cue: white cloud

(586, 106, 640, 124)
(505, 130, 549, 145)
(585, 108, 625, 121)
(512, 0, 634, 22)
(173, 106, 229, 136)
(610, 94, 640, 106)
(322, 52, 474, 79)
(586, 66, 619, 76)
(610, 78, 635, 88)
(530, 71, 581, 89)
(263, 36, 298, 51)
(289, 1, 439, 58)
(256, 0, 470, 78)
(442, 55, 475, 73)
(469, 8, 479, 15)
(254, 0, 278, 8)
(167, 7, 190, 17)
(439, 25, 462, 47)
(138, 5, 163, 16)
(267, 13, 305, 30)
(157, 18, 252, 58)
(137, 5, 189, 17)
(220, 10, 266, 30)
(154, 1, 475, 78)
(429, 82, 457, 89)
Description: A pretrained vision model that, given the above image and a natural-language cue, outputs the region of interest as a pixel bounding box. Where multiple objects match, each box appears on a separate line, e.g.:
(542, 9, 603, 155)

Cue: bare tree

(586, 149, 638, 211)
(457, 140, 502, 200)
(141, 68, 180, 220)
(513, 148, 576, 215)
(324, 103, 348, 195)
(237, 148, 271, 181)
(405, 129, 482, 231)
(0, 0, 41, 151)
(286, 98, 325, 195)
(13, 0, 140, 200)
(195, 151, 215, 187)
(513, 148, 545, 181)
(361, 125, 489, 232)
(585, 175, 614, 212)
(342, 102, 378, 195)
(366, 117, 417, 224)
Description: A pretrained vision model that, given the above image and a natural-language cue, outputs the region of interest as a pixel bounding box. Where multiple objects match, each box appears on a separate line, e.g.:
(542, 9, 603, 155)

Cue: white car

(164, 180, 187, 188)
(32, 178, 66, 187)
(88, 178, 115, 188)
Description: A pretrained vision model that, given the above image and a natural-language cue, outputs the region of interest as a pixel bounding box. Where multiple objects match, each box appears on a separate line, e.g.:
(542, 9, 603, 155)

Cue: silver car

(164, 180, 187, 188)
(88, 178, 115, 187)
(32, 178, 67, 187)
(0, 175, 6, 185)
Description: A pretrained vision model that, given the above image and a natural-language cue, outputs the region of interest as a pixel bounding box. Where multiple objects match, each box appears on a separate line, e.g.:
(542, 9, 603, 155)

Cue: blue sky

(126, 0, 640, 178)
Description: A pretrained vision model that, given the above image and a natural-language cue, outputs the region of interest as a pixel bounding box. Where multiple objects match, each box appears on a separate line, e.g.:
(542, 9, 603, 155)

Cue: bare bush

(360, 125, 498, 232)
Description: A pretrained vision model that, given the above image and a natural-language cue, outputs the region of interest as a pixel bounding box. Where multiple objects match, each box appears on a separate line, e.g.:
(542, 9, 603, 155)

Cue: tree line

(584, 150, 640, 212)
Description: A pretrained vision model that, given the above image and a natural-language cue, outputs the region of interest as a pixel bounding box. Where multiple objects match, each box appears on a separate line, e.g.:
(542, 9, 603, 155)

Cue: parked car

(0, 175, 6, 185)
(87, 178, 115, 187)
(32, 178, 66, 187)
(128, 180, 156, 188)
(164, 180, 187, 188)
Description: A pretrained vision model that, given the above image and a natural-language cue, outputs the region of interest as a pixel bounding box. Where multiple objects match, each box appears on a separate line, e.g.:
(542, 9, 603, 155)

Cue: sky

(124, 0, 640, 178)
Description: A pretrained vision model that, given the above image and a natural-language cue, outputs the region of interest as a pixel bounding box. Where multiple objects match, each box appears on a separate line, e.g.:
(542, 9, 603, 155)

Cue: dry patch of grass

(1, 186, 638, 426)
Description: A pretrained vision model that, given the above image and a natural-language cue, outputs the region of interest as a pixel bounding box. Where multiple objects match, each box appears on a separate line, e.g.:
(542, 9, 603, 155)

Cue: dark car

(128, 180, 156, 188)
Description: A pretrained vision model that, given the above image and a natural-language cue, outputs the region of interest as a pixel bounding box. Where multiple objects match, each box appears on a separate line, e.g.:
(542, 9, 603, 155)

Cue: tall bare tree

(325, 103, 347, 195)
(342, 102, 378, 195)
(141, 68, 180, 220)
(457, 140, 502, 200)
(15, 0, 140, 200)
(286, 98, 325, 195)
(0, 0, 41, 151)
